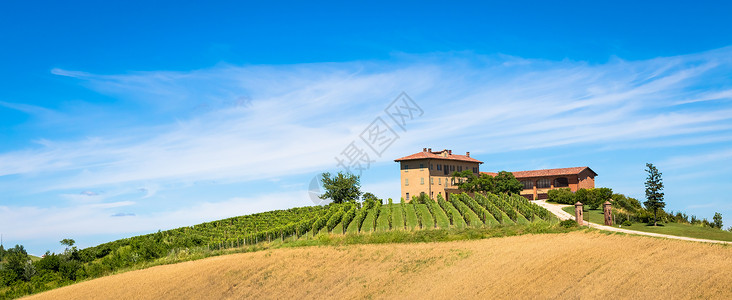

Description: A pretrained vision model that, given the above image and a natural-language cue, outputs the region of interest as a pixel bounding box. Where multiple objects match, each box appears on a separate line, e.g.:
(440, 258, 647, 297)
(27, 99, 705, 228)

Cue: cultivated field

(26, 231, 732, 300)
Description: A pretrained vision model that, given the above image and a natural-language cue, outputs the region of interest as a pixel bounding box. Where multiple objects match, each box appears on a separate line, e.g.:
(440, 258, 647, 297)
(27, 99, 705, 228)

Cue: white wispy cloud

(3, 47, 732, 252)
(0, 191, 311, 249)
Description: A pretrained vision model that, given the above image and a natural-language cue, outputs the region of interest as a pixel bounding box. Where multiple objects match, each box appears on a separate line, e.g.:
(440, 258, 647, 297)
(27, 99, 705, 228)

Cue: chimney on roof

(428, 148, 432, 152)
(466, 152, 470, 157)
(448, 150, 452, 155)
(423, 148, 427, 152)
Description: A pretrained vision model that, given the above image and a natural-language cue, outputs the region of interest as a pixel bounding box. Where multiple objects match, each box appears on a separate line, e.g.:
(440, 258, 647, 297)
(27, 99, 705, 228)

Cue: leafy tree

(547, 188, 574, 204)
(362, 192, 381, 208)
(60, 238, 75, 248)
(452, 170, 495, 193)
(0, 244, 5, 261)
(588, 187, 613, 210)
(713, 212, 723, 229)
(451, 170, 520, 195)
(493, 171, 522, 195)
(319, 172, 362, 204)
(575, 189, 591, 207)
(644, 163, 666, 226)
(611, 193, 643, 212)
(4, 245, 29, 282)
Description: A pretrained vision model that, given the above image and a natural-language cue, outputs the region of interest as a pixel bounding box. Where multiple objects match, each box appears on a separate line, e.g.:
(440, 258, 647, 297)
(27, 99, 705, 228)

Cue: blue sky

(2, 1, 732, 255)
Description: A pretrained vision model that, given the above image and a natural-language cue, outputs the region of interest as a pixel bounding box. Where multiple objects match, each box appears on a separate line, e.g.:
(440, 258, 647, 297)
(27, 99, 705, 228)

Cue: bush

(548, 188, 575, 204)
(575, 189, 591, 207)
(621, 220, 632, 227)
(560, 219, 578, 228)
(588, 187, 613, 210)
(612, 193, 643, 212)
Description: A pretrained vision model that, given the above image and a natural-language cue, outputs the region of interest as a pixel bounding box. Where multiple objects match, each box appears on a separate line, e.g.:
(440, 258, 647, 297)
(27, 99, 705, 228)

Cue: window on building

(458, 166, 462, 172)
(451, 165, 455, 171)
(403, 164, 408, 172)
(521, 180, 534, 190)
(430, 164, 433, 170)
(421, 178, 424, 185)
(537, 178, 551, 188)
(420, 163, 424, 169)
(438, 178, 442, 185)
(406, 192, 409, 200)
(473, 167, 477, 173)
(554, 177, 569, 187)
(405, 178, 409, 186)
(437, 164, 441, 170)
(431, 191, 434, 198)
(430, 177, 434, 184)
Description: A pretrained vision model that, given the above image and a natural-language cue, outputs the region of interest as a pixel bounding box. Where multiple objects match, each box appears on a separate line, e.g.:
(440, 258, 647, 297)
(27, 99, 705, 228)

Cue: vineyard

(79, 192, 555, 263)
(2, 192, 557, 299)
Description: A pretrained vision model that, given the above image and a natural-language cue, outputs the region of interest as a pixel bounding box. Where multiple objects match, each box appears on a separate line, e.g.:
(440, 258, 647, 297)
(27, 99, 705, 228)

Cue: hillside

(26, 231, 732, 299)
(1, 193, 556, 299)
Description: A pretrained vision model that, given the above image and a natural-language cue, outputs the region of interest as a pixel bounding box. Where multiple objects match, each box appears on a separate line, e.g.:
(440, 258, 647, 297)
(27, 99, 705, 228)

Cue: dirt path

(534, 200, 732, 245)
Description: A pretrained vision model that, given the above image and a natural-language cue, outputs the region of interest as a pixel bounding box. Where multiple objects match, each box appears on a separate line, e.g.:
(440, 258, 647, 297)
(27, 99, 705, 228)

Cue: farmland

(0, 193, 556, 299)
(26, 231, 732, 300)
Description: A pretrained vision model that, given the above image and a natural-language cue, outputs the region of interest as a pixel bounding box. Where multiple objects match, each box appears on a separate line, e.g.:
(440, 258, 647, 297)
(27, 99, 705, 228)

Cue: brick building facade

(395, 148, 597, 201)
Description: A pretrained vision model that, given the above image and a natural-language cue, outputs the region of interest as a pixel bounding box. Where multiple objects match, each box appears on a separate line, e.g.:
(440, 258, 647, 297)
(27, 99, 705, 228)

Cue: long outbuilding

(395, 148, 597, 201)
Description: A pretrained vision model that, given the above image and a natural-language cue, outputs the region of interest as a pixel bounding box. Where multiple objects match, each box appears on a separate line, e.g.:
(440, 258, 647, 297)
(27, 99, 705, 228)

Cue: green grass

(480, 209, 500, 226)
(331, 221, 344, 234)
(415, 204, 435, 229)
(514, 211, 531, 225)
(361, 207, 378, 232)
(391, 204, 406, 230)
(346, 209, 364, 233)
(443, 201, 467, 228)
(460, 204, 483, 227)
(376, 205, 392, 231)
(404, 204, 419, 230)
(496, 211, 516, 225)
(430, 202, 451, 229)
(562, 206, 732, 242)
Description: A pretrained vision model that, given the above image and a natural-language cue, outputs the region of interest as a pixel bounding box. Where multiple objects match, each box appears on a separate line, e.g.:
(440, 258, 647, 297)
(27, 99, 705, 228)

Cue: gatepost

(574, 202, 584, 226)
(603, 201, 613, 226)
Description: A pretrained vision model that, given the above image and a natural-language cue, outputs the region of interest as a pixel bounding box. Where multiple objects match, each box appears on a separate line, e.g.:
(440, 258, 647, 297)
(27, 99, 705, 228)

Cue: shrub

(621, 220, 632, 227)
(588, 187, 613, 210)
(547, 188, 575, 204)
(612, 193, 643, 212)
(560, 219, 578, 228)
(575, 189, 591, 207)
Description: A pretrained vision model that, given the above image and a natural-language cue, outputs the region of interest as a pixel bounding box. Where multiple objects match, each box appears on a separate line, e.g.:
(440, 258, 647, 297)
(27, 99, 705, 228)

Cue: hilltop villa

(394, 148, 597, 201)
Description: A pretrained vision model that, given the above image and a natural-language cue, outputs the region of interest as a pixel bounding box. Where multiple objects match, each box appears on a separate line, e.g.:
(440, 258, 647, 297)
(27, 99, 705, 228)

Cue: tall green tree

(644, 163, 665, 226)
(452, 170, 494, 193)
(361, 192, 381, 208)
(588, 187, 613, 210)
(493, 171, 522, 195)
(3, 245, 29, 283)
(319, 172, 362, 204)
(713, 212, 723, 229)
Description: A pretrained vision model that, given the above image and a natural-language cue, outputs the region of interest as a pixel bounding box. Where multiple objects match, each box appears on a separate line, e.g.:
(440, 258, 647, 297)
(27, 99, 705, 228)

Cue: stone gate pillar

(603, 201, 613, 226)
(574, 202, 584, 225)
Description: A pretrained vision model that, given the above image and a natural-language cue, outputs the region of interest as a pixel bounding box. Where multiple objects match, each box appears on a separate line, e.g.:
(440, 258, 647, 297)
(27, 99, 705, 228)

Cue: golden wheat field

(25, 231, 732, 300)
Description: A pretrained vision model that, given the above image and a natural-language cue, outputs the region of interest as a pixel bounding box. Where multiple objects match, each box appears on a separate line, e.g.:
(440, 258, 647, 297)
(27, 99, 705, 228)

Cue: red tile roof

(394, 150, 483, 164)
(480, 167, 597, 178)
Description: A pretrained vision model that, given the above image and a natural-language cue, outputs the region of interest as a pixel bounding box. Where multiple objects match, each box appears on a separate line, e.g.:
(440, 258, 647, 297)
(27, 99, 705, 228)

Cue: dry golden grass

(26, 231, 732, 300)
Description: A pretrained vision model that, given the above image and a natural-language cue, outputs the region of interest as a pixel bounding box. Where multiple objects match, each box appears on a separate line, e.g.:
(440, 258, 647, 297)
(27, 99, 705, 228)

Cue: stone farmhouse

(395, 148, 597, 201)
